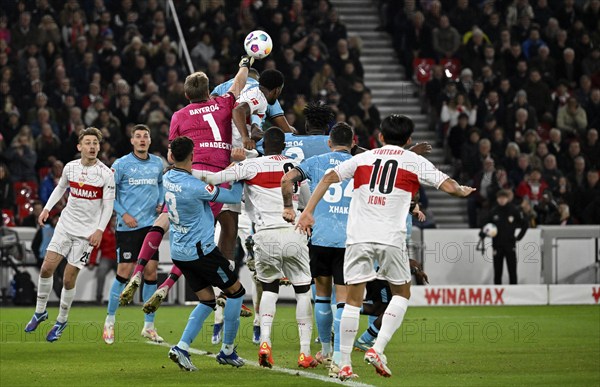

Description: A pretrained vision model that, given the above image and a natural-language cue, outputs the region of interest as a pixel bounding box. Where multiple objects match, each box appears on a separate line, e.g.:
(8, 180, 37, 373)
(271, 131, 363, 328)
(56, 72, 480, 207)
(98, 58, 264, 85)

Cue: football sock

(252, 279, 262, 326)
(340, 304, 361, 367)
(296, 291, 313, 355)
(142, 280, 157, 324)
(259, 291, 278, 346)
(132, 226, 164, 276)
(315, 296, 333, 354)
(222, 288, 244, 352)
(333, 303, 344, 354)
(372, 296, 408, 354)
(177, 302, 214, 351)
(214, 303, 224, 325)
(159, 265, 182, 290)
(35, 275, 53, 314)
(56, 287, 76, 323)
(107, 275, 127, 316)
(359, 322, 380, 343)
(368, 314, 377, 325)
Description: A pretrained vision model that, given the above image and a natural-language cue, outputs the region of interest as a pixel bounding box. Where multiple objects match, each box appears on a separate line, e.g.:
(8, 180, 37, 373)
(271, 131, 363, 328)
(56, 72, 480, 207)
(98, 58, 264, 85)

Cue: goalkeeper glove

(239, 55, 254, 68)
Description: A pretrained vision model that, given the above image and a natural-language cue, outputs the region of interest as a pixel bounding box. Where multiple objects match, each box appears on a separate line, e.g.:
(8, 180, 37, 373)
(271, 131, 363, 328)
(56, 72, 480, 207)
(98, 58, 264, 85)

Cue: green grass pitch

(1, 304, 598, 386)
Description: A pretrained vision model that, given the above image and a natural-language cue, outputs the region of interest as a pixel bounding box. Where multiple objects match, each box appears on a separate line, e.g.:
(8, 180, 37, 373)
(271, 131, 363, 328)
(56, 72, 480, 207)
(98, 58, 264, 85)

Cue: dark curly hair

(303, 101, 335, 133)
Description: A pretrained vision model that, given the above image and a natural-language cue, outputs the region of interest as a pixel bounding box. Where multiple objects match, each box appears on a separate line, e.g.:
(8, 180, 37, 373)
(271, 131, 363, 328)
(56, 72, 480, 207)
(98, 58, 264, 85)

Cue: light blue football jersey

(112, 153, 164, 232)
(257, 133, 330, 162)
(163, 168, 242, 261)
(211, 79, 284, 121)
(296, 150, 353, 248)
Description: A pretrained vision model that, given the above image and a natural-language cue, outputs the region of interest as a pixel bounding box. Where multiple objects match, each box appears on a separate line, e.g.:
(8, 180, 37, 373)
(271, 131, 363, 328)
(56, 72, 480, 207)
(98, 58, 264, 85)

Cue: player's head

(77, 127, 102, 161)
(169, 136, 195, 164)
(328, 122, 354, 150)
(304, 101, 334, 134)
(496, 189, 511, 206)
(248, 68, 260, 81)
(184, 71, 209, 102)
(131, 124, 151, 155)
(259, 69, 284, 104)
(379, 114, 414, 146)
(262, 126, 285, 155)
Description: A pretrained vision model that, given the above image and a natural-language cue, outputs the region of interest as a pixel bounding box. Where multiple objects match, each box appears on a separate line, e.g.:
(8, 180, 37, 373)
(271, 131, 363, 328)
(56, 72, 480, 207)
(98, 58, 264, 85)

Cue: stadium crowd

(0, 0, 380, 227)
(375, 0, 599, 226)
(1, 0, 599, 230)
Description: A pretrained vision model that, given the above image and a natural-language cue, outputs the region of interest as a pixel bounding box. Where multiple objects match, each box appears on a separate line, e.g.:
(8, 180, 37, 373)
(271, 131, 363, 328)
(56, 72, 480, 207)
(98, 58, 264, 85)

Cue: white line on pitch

(147, 341, 375, 387)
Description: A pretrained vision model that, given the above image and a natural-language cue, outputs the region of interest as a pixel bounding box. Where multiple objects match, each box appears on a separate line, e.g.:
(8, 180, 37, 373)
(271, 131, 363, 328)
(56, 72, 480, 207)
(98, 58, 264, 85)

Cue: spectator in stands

(574, 75, 592, 107)
(319, 8, 347, 51)
(469, 79, 486, 107)
(520, 196, 538, 228)
(449, 0, 480, 35)
(448, 112, 471, 173)
(310, 62, 334, 100)
(553, 175, 573, 207)
(19, 200, 43, 228)
(39, 159, 63, 205)
(522, 69, 552, 120)
(582, 128, 599, 168)
(535, 190, 561, 225)
(441, 93, 477, 130)
(476, 89, 505, 129)
(586, 89, 600, 131)
(457, 68, 474, 95)
(432, 15, 461, 60)
(521, 28, 546, 60)
(483, 12, 503, 44)
(470, 156, 500, 226)
(556, 97, 588, 139)
(542, 154, 562, 191)
(329, 38, 363, 79)
(504, 42, 526, 78)
(35, 123, 61, 168)
(509, 153, 532, 187)
(5, 134, 37, 182)
(516, 167, 549, 206)
(11, 12, 39, 53)
(502, 142, 521, 172)
(498, 77, 515, 107)
(556, 48, 581, 90)
(530, 45, 556, 86)
(573, 170, 600, 223)
(491, 128, 508, 162)
(352, 90, 381, 134)
(0, 163, 14, 214)
(567, 155, 587, 190)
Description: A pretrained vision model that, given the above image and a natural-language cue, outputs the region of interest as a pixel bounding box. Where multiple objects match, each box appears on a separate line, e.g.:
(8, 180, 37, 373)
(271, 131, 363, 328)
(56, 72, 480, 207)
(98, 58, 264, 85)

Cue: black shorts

(309, 244, 345, 285)
(116, 226, 158, 264)
(365, 279, 391, 305)
(172, 245, 238, 293)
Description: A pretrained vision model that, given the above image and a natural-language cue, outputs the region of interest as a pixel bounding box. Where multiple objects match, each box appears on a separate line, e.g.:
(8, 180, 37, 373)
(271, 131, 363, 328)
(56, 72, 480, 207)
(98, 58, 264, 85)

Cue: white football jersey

(45, 159, 116, 237)
(205, 155, 308, 231)
(231, 84, 268, 148)
(334, 145, 448, 247)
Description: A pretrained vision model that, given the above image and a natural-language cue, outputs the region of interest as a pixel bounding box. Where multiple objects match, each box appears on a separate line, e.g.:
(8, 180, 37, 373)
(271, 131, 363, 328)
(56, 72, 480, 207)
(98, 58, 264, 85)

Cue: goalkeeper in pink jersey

(119, 55, 254, 309)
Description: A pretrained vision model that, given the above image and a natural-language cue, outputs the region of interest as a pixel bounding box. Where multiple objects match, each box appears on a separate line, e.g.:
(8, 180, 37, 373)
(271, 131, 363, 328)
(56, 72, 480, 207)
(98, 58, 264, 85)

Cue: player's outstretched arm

(226, 55, 253, 99)
(438, 178, 476, 198)
(212, 181, 243, 204)
(296, 170, 341, 235)
(281, 168, 305, 223)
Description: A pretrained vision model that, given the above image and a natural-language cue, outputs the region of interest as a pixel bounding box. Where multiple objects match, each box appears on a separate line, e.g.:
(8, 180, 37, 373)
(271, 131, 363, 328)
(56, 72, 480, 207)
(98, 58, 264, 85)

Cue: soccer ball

(244, 30, 272, 59)
(482, 223, 498, 238)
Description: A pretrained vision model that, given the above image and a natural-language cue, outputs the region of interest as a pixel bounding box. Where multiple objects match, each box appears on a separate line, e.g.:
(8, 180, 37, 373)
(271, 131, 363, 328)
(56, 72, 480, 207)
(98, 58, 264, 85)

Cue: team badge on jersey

(205, 184, 216, 195)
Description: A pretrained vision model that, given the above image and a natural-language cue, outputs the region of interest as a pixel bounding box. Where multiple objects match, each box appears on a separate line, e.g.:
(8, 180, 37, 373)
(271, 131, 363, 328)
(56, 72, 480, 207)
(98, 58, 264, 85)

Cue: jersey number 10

(369, 159, 398, 194)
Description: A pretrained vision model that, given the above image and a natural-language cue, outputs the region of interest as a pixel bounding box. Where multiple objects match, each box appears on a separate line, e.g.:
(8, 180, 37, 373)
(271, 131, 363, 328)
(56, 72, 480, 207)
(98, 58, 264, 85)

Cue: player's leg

(95, 257, 112, 304)
(251, 277, 262, 344)
(329, 248, 347, 375)
(47, 236, 90, 342)
(506, 247, 517, 284)
(121, 214, 169, 303)
(355, 280, 388, 351)
(142, 264, 182, 314)
(141, 258, 162, 342)
(25, 250, 64, 332)
(168, 257, 215, 372)
(212, 291, 225, 344)
(338, 243, 379, 380)
(493, 248, 504, 285)
(283, 230, 317, 369)
(314, 275, 333, 361)
(216, 210, 239, 261)
(253, 230, 283, 368)
(365, 243, 412, 378)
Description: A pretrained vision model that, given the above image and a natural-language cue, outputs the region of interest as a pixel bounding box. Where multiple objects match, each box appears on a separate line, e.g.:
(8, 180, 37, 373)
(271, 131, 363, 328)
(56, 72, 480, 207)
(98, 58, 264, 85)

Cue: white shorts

(253, 227, 311, 286)
(46, 226, 94, 270)
(221, 202, 242, 214)
(344, 242, 411, 286)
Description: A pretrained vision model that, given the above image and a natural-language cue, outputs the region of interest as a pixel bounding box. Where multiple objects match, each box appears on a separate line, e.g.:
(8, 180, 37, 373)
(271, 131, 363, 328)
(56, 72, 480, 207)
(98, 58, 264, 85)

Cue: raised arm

(438, 177, 476, 197)
(232, 102, 254, 150)
(226, 56, 253, 98)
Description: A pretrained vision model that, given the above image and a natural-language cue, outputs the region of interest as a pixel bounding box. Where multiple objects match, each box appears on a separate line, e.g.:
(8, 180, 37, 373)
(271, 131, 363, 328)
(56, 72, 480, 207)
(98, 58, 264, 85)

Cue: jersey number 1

(369, 159, 398, 194)
(203, 113, 222, 141)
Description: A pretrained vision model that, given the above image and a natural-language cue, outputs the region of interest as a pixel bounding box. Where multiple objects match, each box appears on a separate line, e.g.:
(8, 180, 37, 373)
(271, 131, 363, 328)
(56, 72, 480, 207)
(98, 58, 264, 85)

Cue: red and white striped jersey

(205, 155, 307, 231)
(45, 159, 115, 237)
(334, 145, 448, 247)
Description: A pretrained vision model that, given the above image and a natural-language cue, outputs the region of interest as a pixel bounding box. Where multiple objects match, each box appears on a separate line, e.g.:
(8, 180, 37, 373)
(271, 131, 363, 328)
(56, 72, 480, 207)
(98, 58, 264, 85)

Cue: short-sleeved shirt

(163, 167, 222, 260)
(334, 145, 449, 247)
(296, 151, 353, 248)
(111, 152, 164, 231)
(48, 159, 115, 238)
(169, 93, 236, 170)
